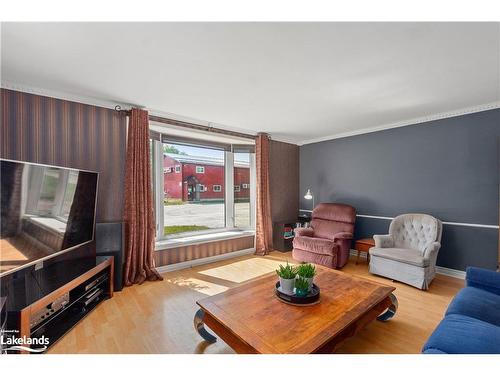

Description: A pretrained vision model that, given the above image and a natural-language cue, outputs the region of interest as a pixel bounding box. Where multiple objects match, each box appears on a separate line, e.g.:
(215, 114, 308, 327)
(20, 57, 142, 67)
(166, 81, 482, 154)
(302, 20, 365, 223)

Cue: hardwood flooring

(48, 252, 464, 354)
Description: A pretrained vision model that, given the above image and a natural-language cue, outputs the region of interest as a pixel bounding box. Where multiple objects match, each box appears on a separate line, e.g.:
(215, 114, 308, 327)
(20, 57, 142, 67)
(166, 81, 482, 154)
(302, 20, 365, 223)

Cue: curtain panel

(123, 108, 163, 285)
(255, 133, 273, 255)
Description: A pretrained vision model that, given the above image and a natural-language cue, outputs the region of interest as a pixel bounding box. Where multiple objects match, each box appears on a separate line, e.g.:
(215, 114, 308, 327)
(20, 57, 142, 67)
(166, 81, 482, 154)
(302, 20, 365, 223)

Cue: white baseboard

(156, 248, 255, 274)
(435, 266, 466, 279)
(349, 249, 466, 279)
(156, 247, 466, 279)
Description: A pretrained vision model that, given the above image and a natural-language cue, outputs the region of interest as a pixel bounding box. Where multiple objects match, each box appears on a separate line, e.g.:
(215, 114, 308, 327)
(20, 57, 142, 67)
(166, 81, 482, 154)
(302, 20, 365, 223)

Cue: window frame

(174, 165, 181, 173)
(195, 166, 205, 174)
(213, 184, 222, 192)
(151, 139, 256, 244)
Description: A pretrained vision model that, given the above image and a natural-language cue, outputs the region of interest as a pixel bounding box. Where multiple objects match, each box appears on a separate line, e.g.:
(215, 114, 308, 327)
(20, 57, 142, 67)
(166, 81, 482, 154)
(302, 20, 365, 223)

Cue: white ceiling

(1, 22, 499, 144)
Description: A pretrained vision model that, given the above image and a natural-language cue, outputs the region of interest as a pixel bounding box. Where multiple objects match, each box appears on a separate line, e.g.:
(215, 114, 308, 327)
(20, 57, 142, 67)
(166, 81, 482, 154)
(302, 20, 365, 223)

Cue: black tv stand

(3, 256, 113, 354)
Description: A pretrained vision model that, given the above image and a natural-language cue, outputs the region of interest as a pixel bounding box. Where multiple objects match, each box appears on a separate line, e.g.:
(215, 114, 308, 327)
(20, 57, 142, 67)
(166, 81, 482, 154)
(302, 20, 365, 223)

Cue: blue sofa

(422, 267, 500, 354)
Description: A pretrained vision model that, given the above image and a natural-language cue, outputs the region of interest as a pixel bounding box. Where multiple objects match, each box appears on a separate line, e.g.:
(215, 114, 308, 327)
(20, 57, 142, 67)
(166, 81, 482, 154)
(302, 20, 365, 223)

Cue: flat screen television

(0, 159, 98, 276)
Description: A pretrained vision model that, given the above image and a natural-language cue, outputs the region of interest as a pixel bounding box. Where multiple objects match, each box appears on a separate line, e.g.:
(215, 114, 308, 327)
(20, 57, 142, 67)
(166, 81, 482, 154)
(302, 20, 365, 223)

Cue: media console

(2, 256, 114, 354)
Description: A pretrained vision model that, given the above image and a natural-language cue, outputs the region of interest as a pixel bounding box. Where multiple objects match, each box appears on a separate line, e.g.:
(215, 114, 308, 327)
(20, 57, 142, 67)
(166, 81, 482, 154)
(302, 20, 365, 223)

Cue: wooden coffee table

(194, 266, 397, 354)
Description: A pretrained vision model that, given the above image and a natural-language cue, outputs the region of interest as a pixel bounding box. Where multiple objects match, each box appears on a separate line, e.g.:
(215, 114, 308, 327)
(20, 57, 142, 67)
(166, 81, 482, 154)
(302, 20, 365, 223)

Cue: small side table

(354, 238, 375, 265)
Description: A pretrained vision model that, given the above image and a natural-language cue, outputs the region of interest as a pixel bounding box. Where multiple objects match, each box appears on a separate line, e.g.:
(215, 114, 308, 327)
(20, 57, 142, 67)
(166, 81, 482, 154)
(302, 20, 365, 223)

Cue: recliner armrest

(466, 267, 500, 296)
(294, 227, 314, 237)
(333, 232, 353, 241)
(373, 234, 394, 248)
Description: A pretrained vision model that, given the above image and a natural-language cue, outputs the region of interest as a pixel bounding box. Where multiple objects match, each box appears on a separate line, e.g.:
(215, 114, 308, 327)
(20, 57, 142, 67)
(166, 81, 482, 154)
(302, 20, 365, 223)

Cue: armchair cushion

(294, 227, 314, 237)
(389, 214, 441, 253)
(369, 247, 429, 267)
(373, 234, 394, 248)
(466, 266, 500, 296)
(292, 236, 338, 256)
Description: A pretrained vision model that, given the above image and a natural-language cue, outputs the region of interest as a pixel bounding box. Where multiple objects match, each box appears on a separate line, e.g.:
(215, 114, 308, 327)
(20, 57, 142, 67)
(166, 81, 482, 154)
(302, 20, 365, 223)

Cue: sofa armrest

(333, 232, 353, 241)
(466, 267, 500, 295)
(423, 241, 441, 260)
(373, 234, 394, 248)
(294, 227, 314, 237)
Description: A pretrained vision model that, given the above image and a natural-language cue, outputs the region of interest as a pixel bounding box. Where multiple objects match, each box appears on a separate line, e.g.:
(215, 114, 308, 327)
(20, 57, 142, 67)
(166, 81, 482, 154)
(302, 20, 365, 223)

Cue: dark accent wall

(270, 140, 299, 223)
(300, 109, 500, 271)
(1, 89, 127, 222)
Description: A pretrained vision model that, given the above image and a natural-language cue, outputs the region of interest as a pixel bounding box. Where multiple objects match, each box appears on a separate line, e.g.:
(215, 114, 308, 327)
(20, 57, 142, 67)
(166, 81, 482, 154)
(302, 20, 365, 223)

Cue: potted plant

(276, 262, 297, 295)
(294, 276, 310, 297)
(297, 263, 316, 291)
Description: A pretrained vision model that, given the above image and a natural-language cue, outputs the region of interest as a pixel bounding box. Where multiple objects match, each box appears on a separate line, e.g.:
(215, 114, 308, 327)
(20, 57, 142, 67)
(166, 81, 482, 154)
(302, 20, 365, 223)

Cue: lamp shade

(304, 189, 313, 200)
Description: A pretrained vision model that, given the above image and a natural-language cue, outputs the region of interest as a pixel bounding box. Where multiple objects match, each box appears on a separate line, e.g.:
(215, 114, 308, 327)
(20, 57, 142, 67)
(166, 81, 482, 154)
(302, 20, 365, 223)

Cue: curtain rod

(115, 105, 256, 140)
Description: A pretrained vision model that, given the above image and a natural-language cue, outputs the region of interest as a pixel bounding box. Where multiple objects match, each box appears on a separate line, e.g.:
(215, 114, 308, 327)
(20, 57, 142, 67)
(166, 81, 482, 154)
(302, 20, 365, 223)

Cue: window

(151, 138, 256, 242)
(174, 165, 181, 173)
(164, 167, 172, 173)
(234, 151, 254, 229)
(156, 142, 225, 238)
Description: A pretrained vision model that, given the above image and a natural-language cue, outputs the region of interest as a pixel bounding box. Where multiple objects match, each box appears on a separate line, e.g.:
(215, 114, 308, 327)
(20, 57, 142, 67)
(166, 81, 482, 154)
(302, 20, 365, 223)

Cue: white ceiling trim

(1, 80, 270, 141)
(1, 80, 131, 112)
(3, 81, 499, 147)
(298, 101, 500, 146)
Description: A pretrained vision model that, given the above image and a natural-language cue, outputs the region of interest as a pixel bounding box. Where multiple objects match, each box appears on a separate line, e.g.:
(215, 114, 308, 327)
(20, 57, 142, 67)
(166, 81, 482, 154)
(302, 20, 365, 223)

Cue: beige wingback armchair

(369, 213, 442, 290)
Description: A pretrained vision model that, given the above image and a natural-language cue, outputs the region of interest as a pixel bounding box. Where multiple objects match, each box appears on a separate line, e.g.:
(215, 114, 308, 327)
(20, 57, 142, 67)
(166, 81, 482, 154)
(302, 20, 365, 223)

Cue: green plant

(275, 262, 297, 279)
(164, 198, 185, 206)
(294, 276, 310, 291)
(164, 225, 210, 235)
(297, 263, 316, 278)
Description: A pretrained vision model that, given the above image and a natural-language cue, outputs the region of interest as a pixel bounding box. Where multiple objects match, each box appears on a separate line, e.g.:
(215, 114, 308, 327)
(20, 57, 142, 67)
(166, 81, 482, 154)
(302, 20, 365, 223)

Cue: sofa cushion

(422, 348, 446, 354)
(466, 266, 500, 296)
(292, 236, 338, 256)
(422, 314, 500, 354)
(446, 287, 500, 326)
(369, 247, 429, 267)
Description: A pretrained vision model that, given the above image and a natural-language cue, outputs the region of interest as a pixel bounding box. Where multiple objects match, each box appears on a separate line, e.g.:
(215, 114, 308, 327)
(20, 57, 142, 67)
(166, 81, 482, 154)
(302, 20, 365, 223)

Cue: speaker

(95, 222, 125, 291)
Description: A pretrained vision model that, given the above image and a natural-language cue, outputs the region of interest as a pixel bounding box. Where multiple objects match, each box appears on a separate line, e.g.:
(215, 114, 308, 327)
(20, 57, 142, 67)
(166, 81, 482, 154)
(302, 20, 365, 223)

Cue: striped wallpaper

(1, 89, 127, 222)
(1, 89, 258, 268)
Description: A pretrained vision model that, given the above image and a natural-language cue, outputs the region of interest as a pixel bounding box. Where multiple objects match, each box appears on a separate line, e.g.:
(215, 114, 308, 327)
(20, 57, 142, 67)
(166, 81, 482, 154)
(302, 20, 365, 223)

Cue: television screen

(0, 159, 98, 276)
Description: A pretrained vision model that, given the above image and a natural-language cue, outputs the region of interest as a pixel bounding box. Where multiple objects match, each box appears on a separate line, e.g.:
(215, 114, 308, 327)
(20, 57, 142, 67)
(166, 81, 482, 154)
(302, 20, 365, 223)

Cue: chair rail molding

(299, 210, 500, 230)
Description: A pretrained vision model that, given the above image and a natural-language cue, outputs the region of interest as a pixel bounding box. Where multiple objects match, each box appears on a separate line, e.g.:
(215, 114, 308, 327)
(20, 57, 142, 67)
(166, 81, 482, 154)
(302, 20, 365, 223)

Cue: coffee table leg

(377, 293, 398, 321)
(194, 309, 217, 343)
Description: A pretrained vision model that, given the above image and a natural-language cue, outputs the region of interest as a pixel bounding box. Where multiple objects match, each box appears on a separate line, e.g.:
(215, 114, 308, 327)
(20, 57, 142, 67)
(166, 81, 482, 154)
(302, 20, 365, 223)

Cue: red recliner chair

(292, 203, 356, 269)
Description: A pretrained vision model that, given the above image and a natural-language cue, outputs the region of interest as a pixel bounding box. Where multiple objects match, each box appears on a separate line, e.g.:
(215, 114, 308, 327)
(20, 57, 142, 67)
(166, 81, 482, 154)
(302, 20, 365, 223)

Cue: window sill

(155, 229, 255, 251)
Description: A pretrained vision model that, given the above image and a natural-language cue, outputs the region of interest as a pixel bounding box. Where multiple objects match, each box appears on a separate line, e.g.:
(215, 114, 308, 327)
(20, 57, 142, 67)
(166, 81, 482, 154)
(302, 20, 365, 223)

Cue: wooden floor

(49, 252, 464, 354)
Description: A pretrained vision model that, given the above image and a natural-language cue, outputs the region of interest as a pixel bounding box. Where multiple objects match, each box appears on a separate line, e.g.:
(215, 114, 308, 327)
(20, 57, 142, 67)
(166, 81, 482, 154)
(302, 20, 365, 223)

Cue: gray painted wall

(299, 109, 500, 271)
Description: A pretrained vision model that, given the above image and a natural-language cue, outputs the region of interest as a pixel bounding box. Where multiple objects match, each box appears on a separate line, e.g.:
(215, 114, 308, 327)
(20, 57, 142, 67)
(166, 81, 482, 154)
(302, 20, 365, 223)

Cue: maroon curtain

(123, 108, 163, 285)
(255, 133, 273, 255)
